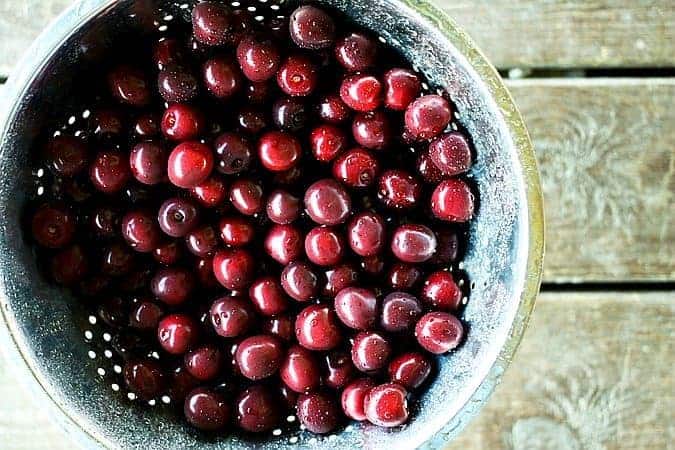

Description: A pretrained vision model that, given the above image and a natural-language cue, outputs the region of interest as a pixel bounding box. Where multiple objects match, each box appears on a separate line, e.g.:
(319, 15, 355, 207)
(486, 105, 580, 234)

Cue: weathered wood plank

(1, 292, 672, 449)
(449, 291, 675, 450)
(0, 0, 674, 76)
(505, 78, 675, 282)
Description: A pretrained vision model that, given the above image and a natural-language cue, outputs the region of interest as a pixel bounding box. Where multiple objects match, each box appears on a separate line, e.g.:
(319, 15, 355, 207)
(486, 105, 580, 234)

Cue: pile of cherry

(28, 1, 476, 437)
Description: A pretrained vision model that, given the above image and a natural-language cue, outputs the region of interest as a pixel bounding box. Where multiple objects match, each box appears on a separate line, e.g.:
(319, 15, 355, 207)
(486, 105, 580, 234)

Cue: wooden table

(0, 1, 673, 448)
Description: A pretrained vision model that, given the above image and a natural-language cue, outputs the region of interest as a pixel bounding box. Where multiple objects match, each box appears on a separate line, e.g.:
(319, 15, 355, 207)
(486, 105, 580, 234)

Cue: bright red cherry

(219, 216, 255, 247)
(210, 296, 255, 338)
(121, 210, 161, 252)
(281, 261, 320, 302)
(352, 111, 392, 150)
(405, 94, 452, 141)
(258, 131, 302, 172)
(334, 287, 378, 330)
(296, 392, 340, 434)
(235, 335, 284, 380)
(157, 314, 199, 355)
(236, 36, 280, 82)
(391, 224, 437, 263)
(191, 176, 227, 208)
(289, 5, 336, 49)
(421, 271, 462, 311)
(335, 32, 377, 72)
(304, 179, 351, 225)
(212, 248, 255, 290)
(317, 94, 351, 124)
(388, 352, 431, 390)
(130, 142, 166, 185)
(90, 150, 131, 194)
(305, 226, 345, 267)
(384, 68, 421, 111)
(249, 277, 289, 316)
(265, 224, 303, 265)
(310, 124, 348, 162)
(340, 74, 382, 112)
(332, 148, 379, 188)
(266, 190, 300, 224)
(203, 56, 242, 99)
(380, 292, 422, 333)
(277, 54, 318, 97)
(351, 331, 392, 373)
(31, 204, 75, 249)
(341, 378, 375, 421)
(416, 150, 445, 184)
(161, 104, 204, 141)
(295, 304, 342, 351)
(167, 142, 214, 189)
(192, 1, 234, 46)
(229, 179, 264, 215)
(431, 178, 475, 222)
(348, 211, 385, 257)
(377, 170, 422, 209)
(280, 344, 321, 393)
(415, 312, 464, 354)
(429, 132, 472, 176)
(364, 383, 409, 427)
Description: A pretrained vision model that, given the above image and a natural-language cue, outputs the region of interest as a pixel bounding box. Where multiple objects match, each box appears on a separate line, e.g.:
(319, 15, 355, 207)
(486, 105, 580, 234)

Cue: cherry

(123, 359, 165, 400)
(281, 261, 319, 302)
(130, 142, 166, 185)
(266, 190, 301, 224)
(153, 38, 184, 70)
(422, 270, 462, 311)
(296, 392, 340, 434)
(90, 109, 125, 137)
(121, 210, 161, 252)
(203, 56, 242, 99)
(236, 36, 280, 82)
(264, 224, 303, 265)
(210, 296, 255, 338)
(377, 170, 422, 209)
(151, 267, 194, 305)
(157, 314, 199, 355)
(405, 94, 452, 141)
(158, 197, 200, 238)
(323, 264, 359, 297)
(352, 111, 392, 150)
(219, 216, 254, 247)
(340, 74, 382, 112)
(90, 150, 131, 194)
(335, 32, 377, 72)
(212, 248, 255, 290)
(388, 352, 431, 390)
(280, 344, 321, 393)
(191, 176, 227, 208)
(391, 224, 437, 263)
(161, 104, 204, 141)
(229, 179, 264, 215)
(416, 150, 445, 184)
(134, 113, 160, 138)
(323, 351, 356, 390)
(332, 147, 379, 188)
(101, 242, 135, 276)
(262, 315, 294, 342)
(364, 383, 409, 427)
(158, 66, 199, 103)
(277, 54, 318, 97)
(384, 68, 421, 111)
(90, 207, 120, 238)
(361, 254, 386, 275)
(334, 287, 378, 330)
(289, 5, 336, 49)
(108, 65, 151, 107)
(341, 378, 375, 421)
(167, 141, 214, 189)
(304, 179, 351, 225)
(245, 81, 272, 104)
(380, 292, 422, 333)
(272, 97, 308, 132)
(305, 226, 345, 267)
(97, 297, 128, 328)
(317, 94, 351, 124)
(351, 331, 392, 373)
(44, 135, 88, 176)
(235, 335, 284, 380)
(31, 204, 75, 249)
(169, 366, 199, 403)
(129, 301, 163, 330)
(183, 345, 222, 382)
(214, 132, 253, 175)
(249, 277, 289, 316)
(237, 107, 269, 134)
(195, 257, 219, 288)
(429, 132, 472, 176)
(184, 388, 230, 431)
(295, 304, 342, 351)
(235, 385, 281, 432)
(415, 312, 464, 354)
(185, 224, 218, 257)
(258, 131, 302, 172)
(310, 124, 348, 162)
(192, 1, 234, 46)
(348, 211, 385, 257)
(387, 263, 423, 291)
(431, 178, 475, 222)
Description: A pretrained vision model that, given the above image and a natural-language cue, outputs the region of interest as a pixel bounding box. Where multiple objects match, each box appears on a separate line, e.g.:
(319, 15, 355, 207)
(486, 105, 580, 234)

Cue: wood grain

(0, 0, 674, 76)
(506, 78, 675, 282)
(449, 291, 675, 450)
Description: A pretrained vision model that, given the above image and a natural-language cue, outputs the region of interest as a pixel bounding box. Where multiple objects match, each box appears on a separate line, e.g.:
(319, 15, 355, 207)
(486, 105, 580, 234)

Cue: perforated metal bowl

(0, 0, 544, 448)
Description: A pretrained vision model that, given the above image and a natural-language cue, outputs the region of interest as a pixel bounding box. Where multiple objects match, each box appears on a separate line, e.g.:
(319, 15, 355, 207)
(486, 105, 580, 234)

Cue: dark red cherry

(157, 314, 199, 355)
(121, 210, 161, 252)
(90, 109, 125, 137)
(153, 242, 181, 266)
(203, 56, 243, 99)
(277, 54, 318, 97)
(101, 242, 135, 276)
(249, 277, 289, 316)
(51, 245, 88, 285)
(129, 301, 163, 330)
(245, 81, 272, 104)
(295, 304, 342, 351)
(364, 383, 409, 427)
(429, 132, 472, 176)
(384, 68, 421, 111)
(237, 107, 269, 134)
(323, 351, 356, 390)
(184, 388, 230, 431)
(97, 297, 128, 328)
(191, 176, 227, 208)
(335, 32, 377, 72)
(262, 314, 294, 342)
(360, 255, 386, 275)
(304, 179, 351, 226)
(272, 97, 308, 132)
(351, 331, 392, 373)
(158, 66, 199, 103)
(161, 104, 205, 141)
(236, 36, 281, 82)
(90, 150, 131, 194)
(195, 257, 219, 288)
(289, 5, 336, 49)
(310, 124, 348, 162)
(44, 135, 88, 176)
(158, 197, 200, 238)
(415, 312, 464, 354)
(123, 359, 165, 400)
(167, 141, 214, 189)
(151, 267, 195, 305)
(334, 287, 378, 330)
(214, 132, 253, 175)
(169, 366, 199, 403)
(184, 345, 223, 381)
(387, 263, 423, 291)
(341, 378, 375, 421)
(130, 142, 166, 185)
(380, 292, 422, 333)
(31, 204, 75, 249)
(421, 270, 462, 311)
(266, 190, 300, 224)
(280, 344, 321, 393)
(258, 131, 302, 172)
(416, 150, 445, 184)
(377, 170, 422, 209)
(429, 228, 460, 265)
(91, 207, 120, 238)
(296, 392, 340, 434)
(404, 94, 452, 141)
(391, 224, 437, 263)
(192, 1, 234, 46)
(219, 216, 254, 247)
(317, 94, 351, 124)
(264, 224, 303, 265)
(388, 352, 431, 390)
(332, 147, 379, 188)
(229, 179, 263, 215)
(431, 178, 475, 222)
(153, 37, 185, 70)
(323, 264, 359, 297)
(108, 65, 151, 107)
(305, 226, 345, 267)
(185, 224, 218, 257)
(212, 248, 255, 290)
(235, 335, 284, 380)
(348, 211, 385, 257)
(235, 385, 281, 432)
(281, 261, 319, 302)
(340, 74, 382, 112)
(134, 113, 160, 138)
(352, 111, 392, 150)
(210, 296, 255, 338)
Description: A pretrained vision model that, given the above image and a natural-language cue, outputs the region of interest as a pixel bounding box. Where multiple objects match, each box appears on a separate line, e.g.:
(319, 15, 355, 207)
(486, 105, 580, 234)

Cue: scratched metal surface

(0, 0, 543, 448)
